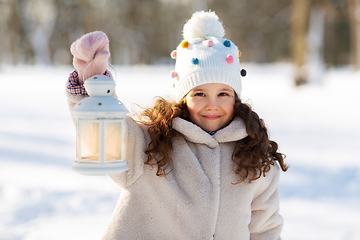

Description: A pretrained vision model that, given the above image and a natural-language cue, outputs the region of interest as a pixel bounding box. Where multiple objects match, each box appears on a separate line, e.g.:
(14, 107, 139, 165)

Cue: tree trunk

(7, 0, 35, 64)
(291, 0, 311, 85)
(348, 0, 360, 70)
(306, 4, 325, 85)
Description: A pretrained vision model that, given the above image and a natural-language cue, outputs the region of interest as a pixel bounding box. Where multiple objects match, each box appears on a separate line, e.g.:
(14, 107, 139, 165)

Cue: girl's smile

(185, 83, 235, 132)
(202, 115, 222, 120)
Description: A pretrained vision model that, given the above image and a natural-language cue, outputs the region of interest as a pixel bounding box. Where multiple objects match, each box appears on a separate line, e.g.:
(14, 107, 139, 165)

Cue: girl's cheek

(187, 106, 197, 116)
(186, 103, 195, 115)
(186, 99, 197, 110)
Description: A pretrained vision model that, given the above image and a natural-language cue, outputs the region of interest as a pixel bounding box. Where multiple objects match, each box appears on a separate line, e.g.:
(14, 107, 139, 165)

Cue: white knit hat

(170, 11, 246, 102)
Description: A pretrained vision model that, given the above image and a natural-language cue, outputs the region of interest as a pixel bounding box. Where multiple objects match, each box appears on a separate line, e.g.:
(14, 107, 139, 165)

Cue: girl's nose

(205, 99, 219, 111)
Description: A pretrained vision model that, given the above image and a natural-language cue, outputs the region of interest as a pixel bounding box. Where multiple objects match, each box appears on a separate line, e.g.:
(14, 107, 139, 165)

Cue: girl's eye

(194, 92, 205, 97)
(219, 92, 229, 96)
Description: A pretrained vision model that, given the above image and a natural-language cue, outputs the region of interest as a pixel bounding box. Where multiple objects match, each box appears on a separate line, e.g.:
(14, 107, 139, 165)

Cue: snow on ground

(0, 64, 359, 239)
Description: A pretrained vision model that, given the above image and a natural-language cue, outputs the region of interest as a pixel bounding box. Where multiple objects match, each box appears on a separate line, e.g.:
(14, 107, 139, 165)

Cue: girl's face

(185, 83, 235, 132)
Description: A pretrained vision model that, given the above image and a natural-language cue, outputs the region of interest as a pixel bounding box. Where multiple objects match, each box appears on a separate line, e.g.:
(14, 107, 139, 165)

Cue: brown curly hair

(139, 95, 288, 183)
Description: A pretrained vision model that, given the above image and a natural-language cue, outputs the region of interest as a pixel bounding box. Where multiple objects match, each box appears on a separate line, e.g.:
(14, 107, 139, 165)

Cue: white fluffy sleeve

(248, 164, 284, 240)
(108, 116, 149, 189)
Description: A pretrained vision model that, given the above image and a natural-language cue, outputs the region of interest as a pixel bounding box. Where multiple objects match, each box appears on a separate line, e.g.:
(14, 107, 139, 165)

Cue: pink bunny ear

(71, 31, 111, 84)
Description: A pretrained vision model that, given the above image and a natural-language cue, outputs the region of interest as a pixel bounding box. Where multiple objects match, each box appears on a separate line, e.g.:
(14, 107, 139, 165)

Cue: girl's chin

(202, 126, 221, 132)
(201, 120, 232, 132)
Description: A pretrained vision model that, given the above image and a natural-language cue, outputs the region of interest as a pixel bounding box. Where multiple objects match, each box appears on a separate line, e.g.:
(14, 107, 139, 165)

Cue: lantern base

(72, 161, 129, 176)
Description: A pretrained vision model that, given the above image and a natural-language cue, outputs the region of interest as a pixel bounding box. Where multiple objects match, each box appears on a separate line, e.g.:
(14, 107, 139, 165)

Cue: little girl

(66, 11, 288, 240)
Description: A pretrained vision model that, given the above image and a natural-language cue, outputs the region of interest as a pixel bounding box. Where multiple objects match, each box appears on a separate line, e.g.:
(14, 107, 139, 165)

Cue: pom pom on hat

(170, 70, 177, 78)
(204, 40, 214, 47)
(226, 54, 234, 64)
(183, 11, 225, 39)
(241, 69, 247, 77)
(170, 50, 177, 59)
(181, 41, 189, 48)
(173, 11, 245, 102)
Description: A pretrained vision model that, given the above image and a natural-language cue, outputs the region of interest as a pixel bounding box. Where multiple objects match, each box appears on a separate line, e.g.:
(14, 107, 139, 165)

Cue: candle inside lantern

(77, 120, 123, 161)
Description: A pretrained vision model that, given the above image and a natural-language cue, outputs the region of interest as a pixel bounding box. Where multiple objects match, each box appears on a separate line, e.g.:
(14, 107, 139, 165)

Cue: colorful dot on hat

(241, 69, 247, 77)
(170, 50, 177, 59)
(170, 70, 178, 78)
(181, 41, 189, 48)
(223, 40, 231, 47)
(191, 58, 199, 65)
(238, 50, 241, 57)
(226, 54, 234, 64)
(204, 40, 213, 47)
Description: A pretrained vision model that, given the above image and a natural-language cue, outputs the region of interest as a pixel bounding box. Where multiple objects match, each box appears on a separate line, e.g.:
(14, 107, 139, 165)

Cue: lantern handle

(108, 61, 117, 82)
(83, 60, 93, 83)
(83, 60, 117, 82)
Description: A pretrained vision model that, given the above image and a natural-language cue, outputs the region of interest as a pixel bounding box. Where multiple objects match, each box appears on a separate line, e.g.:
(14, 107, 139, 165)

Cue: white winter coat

(67, 92, 283, 240)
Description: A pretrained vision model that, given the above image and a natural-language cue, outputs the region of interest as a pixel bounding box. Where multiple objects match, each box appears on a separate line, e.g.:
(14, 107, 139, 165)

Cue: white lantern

(71, 74, 129, 175)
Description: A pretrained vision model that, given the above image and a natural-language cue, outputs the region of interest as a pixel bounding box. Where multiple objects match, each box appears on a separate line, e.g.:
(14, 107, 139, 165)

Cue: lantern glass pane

(105, 121, 122, 161)
(79, 121, 99, 162)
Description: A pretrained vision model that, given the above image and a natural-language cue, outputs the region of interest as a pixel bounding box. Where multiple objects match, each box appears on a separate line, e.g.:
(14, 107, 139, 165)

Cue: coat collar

(172, 117, 248, 148)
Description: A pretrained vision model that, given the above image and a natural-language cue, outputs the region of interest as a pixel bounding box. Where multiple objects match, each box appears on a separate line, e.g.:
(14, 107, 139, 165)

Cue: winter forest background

(1, 0, 360, 71)
(1, 0, 360, 239)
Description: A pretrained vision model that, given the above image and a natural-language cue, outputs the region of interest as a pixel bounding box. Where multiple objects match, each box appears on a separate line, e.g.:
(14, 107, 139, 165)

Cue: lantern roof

(72, 97, 128, 118)
(72, 75, 128, 119)
(84, 75, 116, 97)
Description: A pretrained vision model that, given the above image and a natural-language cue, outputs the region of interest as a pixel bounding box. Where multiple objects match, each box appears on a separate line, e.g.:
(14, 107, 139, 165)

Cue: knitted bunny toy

(70, 31, 110, 84)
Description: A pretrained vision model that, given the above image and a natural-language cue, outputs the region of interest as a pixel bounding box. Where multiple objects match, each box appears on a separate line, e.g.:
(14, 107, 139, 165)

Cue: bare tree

(0, 0, 356, 68)
(0, 0, 35, 64)
(291, 0, 314, 85)
(16, 0, 57, 64)
(348, 0, 360, 70)
(48, 1, 85, 65)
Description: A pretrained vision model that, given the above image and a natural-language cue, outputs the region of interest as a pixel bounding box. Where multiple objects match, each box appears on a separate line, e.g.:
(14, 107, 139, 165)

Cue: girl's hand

(70, 31, 110, 84)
